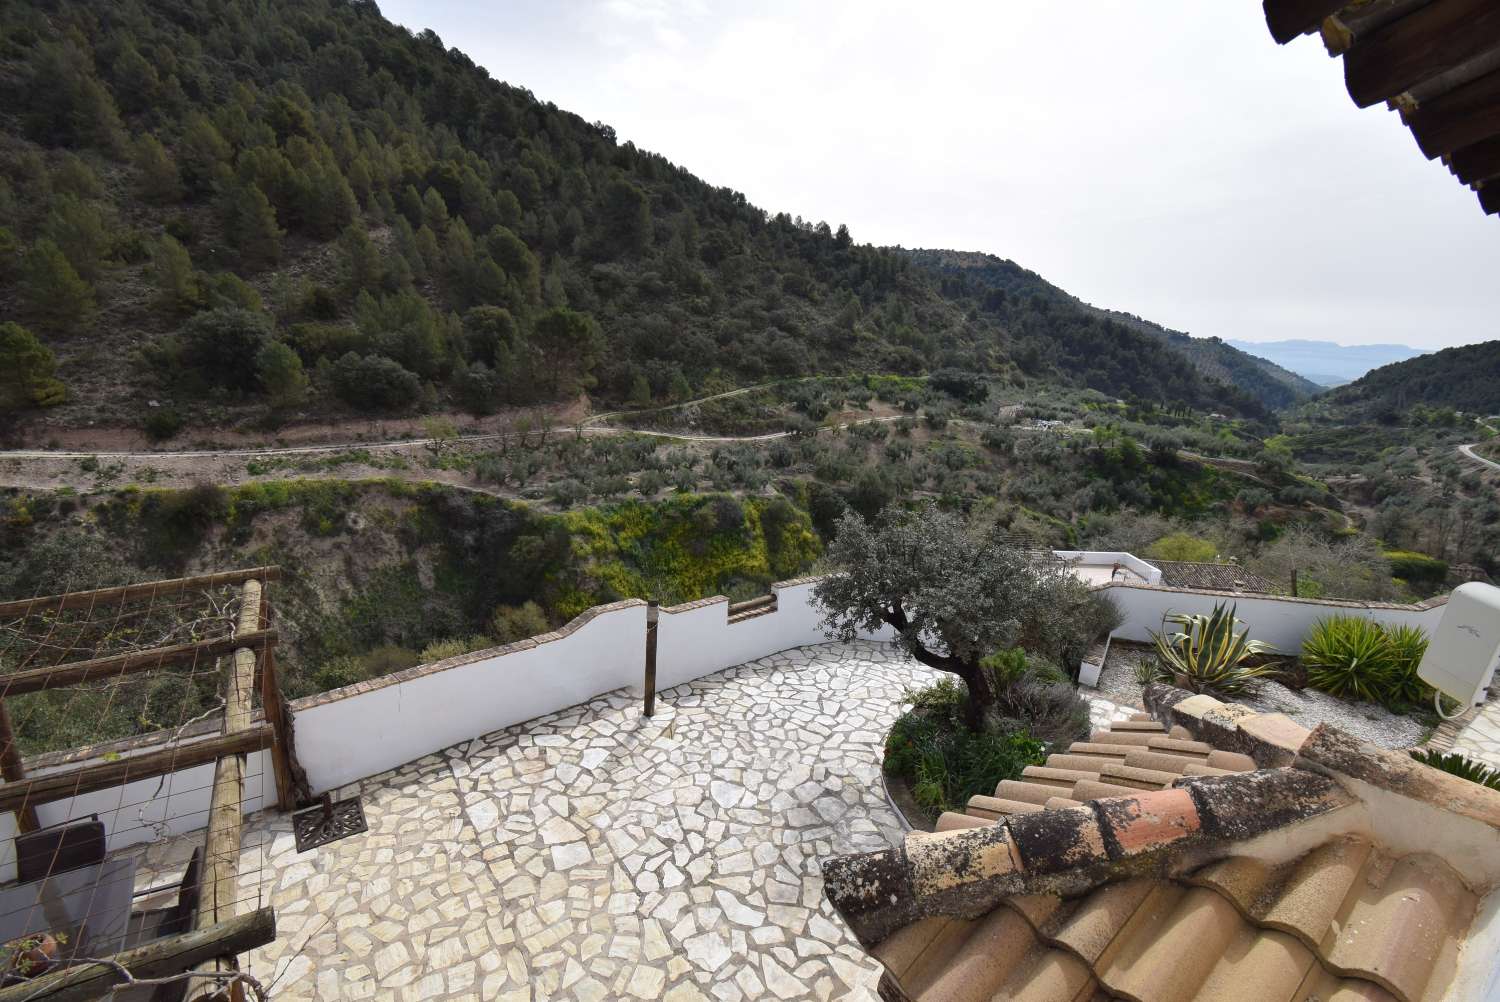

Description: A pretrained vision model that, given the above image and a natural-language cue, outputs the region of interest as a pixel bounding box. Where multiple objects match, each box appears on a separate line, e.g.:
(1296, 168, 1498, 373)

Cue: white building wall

(291, 600, 649, 795)
(1101, 582, 1446, 652)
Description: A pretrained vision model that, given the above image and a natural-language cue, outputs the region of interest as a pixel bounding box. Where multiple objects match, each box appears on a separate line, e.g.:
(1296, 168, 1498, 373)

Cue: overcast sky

(381, 0, 1497, 350)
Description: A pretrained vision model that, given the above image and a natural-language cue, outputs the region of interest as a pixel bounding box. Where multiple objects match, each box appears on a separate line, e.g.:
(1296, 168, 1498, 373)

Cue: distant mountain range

(1226, 340, 1428, 387)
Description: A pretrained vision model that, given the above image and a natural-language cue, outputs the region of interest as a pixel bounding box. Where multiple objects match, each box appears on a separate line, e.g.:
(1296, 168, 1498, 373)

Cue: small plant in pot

(2, 930, 66, 981)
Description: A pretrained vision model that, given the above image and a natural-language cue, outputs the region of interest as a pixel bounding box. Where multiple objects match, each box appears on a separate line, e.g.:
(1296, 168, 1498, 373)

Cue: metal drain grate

(292, 796, 368, 853)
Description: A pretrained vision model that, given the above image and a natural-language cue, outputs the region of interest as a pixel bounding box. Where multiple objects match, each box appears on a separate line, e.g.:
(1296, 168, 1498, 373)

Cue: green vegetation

(1146, 533, 1217, 563)
(0, 322, 66, 413)
(0, 0, 1298, 441)
(885, 678, 1046, 821)
(1408, 749, 1500, 791)
(0, 480, 826, 748)
(1145, 603, 1278, 697)
(1301, 616, 1430, 708)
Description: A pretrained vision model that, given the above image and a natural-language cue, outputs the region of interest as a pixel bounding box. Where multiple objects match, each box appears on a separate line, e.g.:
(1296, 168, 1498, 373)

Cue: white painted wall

(292, 601, 649, 794)
(0, 749, 271, 885)
(1102, 583, 1446, 652)
(1054, 551, 1163, 585)
(654, 580, 893, 691)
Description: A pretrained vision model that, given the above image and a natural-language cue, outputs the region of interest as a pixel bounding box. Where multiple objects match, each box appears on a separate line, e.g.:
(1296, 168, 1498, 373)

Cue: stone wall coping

(289, 598, 648, 711)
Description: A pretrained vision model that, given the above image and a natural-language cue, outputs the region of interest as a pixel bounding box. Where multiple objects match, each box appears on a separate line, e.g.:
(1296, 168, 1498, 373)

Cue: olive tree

(814, 504, 1080, 730)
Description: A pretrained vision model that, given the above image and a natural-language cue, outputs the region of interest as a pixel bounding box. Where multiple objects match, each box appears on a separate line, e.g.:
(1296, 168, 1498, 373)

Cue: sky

(379, 0, 1498, 351)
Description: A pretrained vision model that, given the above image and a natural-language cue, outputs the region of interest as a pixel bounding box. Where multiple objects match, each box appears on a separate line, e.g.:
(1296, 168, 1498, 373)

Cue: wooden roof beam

(1408, 69, 1500, 157)
(1448, 134, 1500, 185)
(1480, 182, 1500, 214)
(1264, 0, 1348, 45)
(1345, 0, 1500, 108)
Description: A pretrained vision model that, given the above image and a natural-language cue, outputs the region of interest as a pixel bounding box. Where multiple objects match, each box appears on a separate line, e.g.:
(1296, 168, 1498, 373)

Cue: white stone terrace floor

(120, 641, 1137, 1002)
(1452, 697, 1500, 771)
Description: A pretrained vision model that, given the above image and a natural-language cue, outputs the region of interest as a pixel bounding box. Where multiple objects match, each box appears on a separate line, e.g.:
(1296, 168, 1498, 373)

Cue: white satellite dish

(1417, 582, 1500, 715)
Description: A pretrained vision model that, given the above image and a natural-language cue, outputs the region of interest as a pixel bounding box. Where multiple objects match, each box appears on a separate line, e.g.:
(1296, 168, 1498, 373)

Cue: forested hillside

(905, 249, 1319, 411)
(1307, 341, 1500, 422)
(0, 0, 1291, 442)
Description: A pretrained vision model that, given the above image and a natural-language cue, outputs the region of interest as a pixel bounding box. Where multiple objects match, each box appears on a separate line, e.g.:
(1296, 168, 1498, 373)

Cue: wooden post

(0, 907, 276, 1002)
(1290, 567, 1299, 597)
(190, 579, 260, 1002)
(256, 592, 298, 811)
(643, 601, 659, 718)
(0, 699, 39, 833)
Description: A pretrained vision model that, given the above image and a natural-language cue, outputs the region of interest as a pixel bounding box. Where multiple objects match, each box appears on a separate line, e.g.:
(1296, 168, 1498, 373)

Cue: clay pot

(7, 933, 59, 979)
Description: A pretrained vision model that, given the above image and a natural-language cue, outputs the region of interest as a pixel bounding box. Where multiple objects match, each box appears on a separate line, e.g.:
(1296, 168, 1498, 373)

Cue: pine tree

(133, 135, 183, 204)
(0, 322, 66, 411)
(22, 239, 94, 331)
(221, 182, 283, 269)
(256, 340, 309, 409)
(151, 235, 199, 314)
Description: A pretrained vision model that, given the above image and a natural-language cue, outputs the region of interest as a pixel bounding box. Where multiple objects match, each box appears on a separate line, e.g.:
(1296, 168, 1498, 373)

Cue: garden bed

(1094, 641, 1428, 749)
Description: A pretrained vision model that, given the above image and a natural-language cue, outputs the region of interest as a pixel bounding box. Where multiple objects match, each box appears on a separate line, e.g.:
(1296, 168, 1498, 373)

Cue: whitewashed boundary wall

(1100, 582, 1448, 652)
(653, 578, 893, 691)
(290, 599, 650, 795)
(1054, 551, 1164, 585)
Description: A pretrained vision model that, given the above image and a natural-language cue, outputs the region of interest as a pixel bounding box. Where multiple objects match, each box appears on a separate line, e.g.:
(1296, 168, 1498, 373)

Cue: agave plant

(1300, 616, 1395, 702)
(1146, 603, 1278, 697)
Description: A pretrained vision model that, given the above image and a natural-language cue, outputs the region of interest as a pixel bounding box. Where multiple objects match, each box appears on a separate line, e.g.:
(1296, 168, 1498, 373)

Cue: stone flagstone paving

(1452, 697, 1500, 770)
(121, 640, 1140, 1001)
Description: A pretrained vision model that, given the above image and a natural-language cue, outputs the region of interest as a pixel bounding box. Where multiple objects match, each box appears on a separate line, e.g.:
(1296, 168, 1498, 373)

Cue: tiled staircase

(935, 715, 1257, 832)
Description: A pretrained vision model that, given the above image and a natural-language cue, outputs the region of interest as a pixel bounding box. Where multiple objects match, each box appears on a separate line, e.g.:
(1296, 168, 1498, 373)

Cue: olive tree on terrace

(814, 505, 1080, 731)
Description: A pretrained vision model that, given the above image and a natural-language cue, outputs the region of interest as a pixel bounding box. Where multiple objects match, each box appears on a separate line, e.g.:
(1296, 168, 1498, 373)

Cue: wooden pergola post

(256, 591, 301, 811)
(189, 579, 260, 1002)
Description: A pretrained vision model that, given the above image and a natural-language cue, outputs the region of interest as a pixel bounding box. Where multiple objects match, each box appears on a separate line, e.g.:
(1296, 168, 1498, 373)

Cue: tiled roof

(1150, 561, 1278, 595)
(823, 687, 1500, 1002)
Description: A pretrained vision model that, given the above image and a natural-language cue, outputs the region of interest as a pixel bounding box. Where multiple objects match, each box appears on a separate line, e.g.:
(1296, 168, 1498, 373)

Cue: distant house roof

(1263, 0, 1500, 217)
(822, 684, 1500, 1002)
(1151, 560, 1277, 594)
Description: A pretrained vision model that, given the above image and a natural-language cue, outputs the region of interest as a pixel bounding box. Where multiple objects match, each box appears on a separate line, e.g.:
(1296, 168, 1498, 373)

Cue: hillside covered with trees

(0, 0, 1299, 443)
(1307, 341, 1500, 422)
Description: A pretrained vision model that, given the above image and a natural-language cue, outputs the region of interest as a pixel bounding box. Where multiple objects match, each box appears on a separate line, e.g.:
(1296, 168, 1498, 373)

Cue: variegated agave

(1146, 603, 1278, 697)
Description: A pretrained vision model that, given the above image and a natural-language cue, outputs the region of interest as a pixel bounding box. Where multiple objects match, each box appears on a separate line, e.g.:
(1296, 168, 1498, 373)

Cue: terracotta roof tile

(833, 692, 1500, 1002)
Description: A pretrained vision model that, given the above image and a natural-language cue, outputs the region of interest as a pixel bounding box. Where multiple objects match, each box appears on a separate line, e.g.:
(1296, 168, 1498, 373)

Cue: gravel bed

(1090, 641, 1427, 750)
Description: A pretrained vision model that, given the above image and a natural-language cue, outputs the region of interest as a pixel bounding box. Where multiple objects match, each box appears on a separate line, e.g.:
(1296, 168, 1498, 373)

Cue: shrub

(1302, 616, 1431, 707)
(1385, 550, 1448, 584)
(1146, 533, 1217, 563)
(884, 695, 1045, 821)
(178, 308, 273, 391)
(490, 601, 549, 643)
(418, 635, 491, 663)
(1147, 603, 1277, 697)
(329, 352, 421, 411)
(143, 407, 185, 442)
(1409, 749, 1500, 791)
